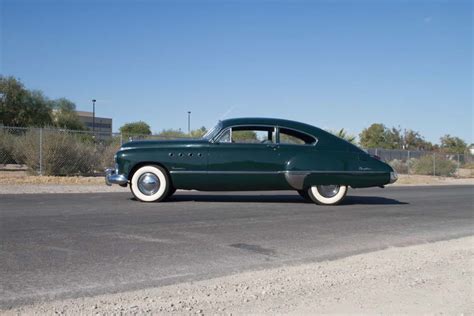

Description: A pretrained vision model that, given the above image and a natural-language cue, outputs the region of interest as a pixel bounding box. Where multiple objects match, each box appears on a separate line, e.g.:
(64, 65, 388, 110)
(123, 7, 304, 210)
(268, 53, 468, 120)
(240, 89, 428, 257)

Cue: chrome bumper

(389, 171, 398, 184)
(105, 168, 128, 186)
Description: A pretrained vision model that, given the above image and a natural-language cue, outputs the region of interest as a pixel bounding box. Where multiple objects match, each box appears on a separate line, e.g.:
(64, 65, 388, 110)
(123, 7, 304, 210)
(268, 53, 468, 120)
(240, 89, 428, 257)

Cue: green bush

(412, 155, 457, 177)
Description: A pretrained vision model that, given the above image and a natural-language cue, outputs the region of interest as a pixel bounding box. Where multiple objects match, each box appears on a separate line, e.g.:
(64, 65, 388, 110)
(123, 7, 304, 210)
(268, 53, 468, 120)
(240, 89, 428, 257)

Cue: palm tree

(329, 128, 357, 144)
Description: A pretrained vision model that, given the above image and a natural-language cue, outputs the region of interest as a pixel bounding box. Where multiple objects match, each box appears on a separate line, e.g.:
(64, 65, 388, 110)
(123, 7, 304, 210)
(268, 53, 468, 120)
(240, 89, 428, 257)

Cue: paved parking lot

(1, 186, 473, 308)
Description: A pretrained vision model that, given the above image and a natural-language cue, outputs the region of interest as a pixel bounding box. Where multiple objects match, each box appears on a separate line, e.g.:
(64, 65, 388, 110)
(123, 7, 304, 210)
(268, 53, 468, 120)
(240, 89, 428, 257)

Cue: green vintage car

(106, 117, 397, 205)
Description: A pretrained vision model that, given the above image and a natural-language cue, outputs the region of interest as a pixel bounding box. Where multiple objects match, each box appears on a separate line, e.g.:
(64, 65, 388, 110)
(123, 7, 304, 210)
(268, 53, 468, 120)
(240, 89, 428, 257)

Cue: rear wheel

(130, 165, 170, 202)
(307, 185, 348, 205)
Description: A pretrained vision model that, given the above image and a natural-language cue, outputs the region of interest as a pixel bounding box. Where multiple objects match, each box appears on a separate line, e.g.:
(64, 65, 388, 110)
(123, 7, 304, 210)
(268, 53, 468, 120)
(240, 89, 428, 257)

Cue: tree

(232, 130, 257, 142)
(329, 128, 356, 144)
(0, 76, 52, 127)
(360, 124, 389, 148)
(386, 127, 403, 149)
(156, 128, 186, 138)
(119, 121, 152, 135)
(440, 134, 467, 154)
(51, 98, 85, 130)
(189, 126, 207, 138)
(403, 129, 433, 151)
(359, 124, 403, 149)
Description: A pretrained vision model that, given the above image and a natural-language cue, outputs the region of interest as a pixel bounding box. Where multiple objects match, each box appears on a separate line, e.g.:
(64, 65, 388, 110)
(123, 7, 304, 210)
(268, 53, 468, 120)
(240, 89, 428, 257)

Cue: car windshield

(202, 121, 222, 140)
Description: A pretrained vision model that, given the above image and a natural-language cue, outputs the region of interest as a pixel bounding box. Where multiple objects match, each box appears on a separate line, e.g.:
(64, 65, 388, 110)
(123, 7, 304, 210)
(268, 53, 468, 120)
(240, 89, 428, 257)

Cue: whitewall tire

(130, 165, 169, 202)
(307, 185, 348, 205)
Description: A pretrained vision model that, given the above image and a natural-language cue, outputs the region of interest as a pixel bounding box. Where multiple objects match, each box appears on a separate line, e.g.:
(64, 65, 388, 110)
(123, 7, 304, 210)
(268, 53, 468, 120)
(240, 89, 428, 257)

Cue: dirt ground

(394, 174, 474, 186)
(3, 236, 472, 315)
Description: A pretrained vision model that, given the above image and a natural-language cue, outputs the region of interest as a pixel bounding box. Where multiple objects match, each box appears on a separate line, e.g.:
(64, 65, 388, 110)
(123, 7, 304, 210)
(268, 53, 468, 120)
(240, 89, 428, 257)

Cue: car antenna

(219, 106, 235, 120)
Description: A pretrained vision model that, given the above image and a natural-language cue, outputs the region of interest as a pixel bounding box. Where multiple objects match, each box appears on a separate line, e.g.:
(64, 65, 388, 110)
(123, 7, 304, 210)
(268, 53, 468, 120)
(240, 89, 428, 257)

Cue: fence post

(120, 133, 123, 145)
(433, 153, 436, 176)
(39, 128, 43, 176)
(375, 148, 378, 156)
(407, 150, 410, 174)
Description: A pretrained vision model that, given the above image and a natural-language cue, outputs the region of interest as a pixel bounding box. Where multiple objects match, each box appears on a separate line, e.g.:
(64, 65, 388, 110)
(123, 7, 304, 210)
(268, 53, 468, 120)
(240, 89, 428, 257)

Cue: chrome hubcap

(317, 185, 340, 198)
(137, 173, 160, 196)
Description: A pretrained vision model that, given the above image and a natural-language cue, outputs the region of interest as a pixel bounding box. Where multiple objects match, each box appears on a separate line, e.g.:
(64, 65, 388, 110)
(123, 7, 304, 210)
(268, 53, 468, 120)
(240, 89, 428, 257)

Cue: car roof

(220, 117, 321, 134)
(220, 117, 364, 152)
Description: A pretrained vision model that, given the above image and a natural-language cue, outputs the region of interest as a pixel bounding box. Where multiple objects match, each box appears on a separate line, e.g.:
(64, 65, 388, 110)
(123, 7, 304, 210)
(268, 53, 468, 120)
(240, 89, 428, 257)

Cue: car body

(106, 117, 397, 204)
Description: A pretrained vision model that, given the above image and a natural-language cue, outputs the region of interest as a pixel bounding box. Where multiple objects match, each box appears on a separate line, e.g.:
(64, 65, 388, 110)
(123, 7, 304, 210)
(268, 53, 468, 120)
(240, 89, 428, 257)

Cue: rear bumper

(105, 168, 128, 186)
(389, 171, 398, 184)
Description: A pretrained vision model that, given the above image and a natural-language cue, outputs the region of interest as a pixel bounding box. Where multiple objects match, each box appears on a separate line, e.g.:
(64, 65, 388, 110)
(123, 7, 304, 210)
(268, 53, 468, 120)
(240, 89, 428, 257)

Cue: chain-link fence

(0, 126, 189, 176)
(1, 126, 472, 177)
(366, 148, 473, 177)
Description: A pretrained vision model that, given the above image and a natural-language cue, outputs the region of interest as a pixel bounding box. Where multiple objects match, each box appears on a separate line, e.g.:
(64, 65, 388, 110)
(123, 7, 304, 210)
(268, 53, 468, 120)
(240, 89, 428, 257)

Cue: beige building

(76, 111, 113, 137)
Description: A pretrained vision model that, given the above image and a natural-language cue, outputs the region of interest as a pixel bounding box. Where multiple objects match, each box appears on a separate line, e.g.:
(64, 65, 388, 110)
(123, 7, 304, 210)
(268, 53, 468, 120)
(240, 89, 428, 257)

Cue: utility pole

(187, 111, 191, 135)
(92, 99, 97, 136)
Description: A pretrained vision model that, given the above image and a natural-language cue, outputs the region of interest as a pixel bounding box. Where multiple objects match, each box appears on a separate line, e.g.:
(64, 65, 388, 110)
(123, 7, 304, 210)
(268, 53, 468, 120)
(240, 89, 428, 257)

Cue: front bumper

(389, 171, 398, 184)
(105, 168, 128, 186)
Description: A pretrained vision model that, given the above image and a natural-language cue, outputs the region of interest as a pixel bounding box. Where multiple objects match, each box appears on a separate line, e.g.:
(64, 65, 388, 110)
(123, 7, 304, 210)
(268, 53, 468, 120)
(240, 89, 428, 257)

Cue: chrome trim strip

(169, 170, 388, 175)
(170, 170, 279, 174)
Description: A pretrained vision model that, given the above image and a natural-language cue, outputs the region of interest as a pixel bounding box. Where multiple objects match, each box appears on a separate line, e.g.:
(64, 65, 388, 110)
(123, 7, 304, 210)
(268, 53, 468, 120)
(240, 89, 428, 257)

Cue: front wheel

(130, 165, 170, 202)
(307, 185, 348, 205)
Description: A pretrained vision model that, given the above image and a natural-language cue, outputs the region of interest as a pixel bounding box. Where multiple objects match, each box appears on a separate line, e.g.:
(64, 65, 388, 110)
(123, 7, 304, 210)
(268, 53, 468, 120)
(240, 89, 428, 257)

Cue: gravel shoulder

(4, 236, 472, 315)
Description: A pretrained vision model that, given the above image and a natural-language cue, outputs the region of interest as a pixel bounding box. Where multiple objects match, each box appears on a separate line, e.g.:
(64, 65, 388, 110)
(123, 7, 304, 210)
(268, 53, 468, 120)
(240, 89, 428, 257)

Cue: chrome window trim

(211, 124, 317, 146)
(277, 126, 318, 147)
(211, 124, 277, 145)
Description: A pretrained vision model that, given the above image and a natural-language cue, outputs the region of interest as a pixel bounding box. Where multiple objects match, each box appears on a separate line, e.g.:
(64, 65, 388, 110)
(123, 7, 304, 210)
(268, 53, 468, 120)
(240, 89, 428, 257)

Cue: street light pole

(92, 99, 96, 136)
(187, 111, 191, 135)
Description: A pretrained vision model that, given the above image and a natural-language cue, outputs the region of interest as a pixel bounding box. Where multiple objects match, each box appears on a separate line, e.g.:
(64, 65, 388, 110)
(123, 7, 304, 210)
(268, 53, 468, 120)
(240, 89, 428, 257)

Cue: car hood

(120, 138, 209, 149)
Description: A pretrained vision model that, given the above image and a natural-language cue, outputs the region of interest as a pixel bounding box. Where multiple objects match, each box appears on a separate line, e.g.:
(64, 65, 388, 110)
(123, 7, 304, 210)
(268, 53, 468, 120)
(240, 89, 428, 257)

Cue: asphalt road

(1, 186, 473, 308)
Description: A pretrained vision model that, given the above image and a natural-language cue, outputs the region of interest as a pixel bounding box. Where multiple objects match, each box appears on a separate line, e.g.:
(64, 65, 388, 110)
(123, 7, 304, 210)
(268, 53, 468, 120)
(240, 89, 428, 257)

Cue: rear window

(279, 128, 316, 145)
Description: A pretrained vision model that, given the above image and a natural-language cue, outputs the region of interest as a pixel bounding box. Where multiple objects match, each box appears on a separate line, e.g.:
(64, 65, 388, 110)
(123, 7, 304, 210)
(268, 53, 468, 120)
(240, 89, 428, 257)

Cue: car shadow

(161, 193, 408, 205)
(341, 196, 408, 205)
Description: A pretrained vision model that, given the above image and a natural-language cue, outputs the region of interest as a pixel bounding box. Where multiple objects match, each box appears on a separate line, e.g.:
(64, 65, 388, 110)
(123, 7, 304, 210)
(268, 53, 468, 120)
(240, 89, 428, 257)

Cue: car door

(206, 125, 288, 190)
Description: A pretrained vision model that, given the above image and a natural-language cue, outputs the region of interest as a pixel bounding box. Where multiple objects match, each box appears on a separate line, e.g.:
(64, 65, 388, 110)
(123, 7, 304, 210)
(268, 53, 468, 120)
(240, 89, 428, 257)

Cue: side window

(217, 126, 276, 144)
(279, 128, 316, 145)
(233, 126, 275, 144)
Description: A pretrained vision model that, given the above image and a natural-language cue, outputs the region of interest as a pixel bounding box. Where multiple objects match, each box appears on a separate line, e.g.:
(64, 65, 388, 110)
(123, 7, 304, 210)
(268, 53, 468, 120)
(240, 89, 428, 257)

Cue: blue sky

(1, 0, 472, 143)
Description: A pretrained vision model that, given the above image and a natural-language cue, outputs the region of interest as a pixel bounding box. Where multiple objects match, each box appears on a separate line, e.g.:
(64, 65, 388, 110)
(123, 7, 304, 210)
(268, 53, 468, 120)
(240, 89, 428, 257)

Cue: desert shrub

(13, 129, 100, 175)
(389, 159, 408, 174)
(388, 158, 417, 174)
(96, 138, 122, 171)
(0, 130, 19, 164)
(462, 162, 474, 169)
(412, 155, 457, 177)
